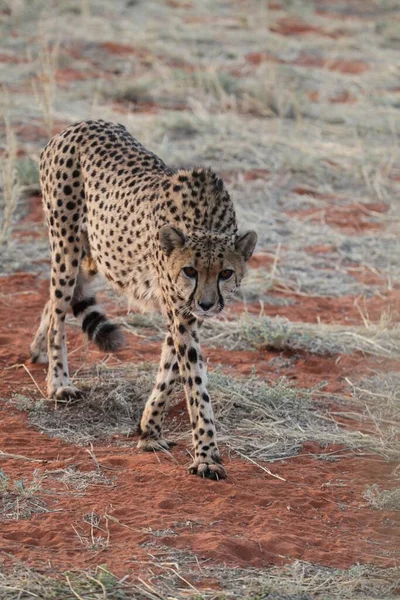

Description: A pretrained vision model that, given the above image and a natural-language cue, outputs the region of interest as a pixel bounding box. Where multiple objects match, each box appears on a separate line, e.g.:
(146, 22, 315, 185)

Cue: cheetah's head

(159, 225, 257, 319)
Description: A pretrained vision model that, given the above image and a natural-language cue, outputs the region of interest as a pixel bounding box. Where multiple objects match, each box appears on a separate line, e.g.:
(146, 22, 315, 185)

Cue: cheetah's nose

(198, 300, 215, 312)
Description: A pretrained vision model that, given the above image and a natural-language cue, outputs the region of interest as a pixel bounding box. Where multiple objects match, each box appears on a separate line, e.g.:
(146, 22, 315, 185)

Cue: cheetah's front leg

(138, 332, 180, 450)
(174, 319, 226, 480)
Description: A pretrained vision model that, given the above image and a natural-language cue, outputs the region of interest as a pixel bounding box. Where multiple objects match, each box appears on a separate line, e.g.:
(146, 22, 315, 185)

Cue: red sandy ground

(245, 51, 370, 75)
(1, 229, 399, 577)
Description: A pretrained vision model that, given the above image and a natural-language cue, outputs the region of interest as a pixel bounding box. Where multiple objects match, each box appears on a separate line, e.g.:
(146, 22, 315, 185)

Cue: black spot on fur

(188, 347, 197, 363)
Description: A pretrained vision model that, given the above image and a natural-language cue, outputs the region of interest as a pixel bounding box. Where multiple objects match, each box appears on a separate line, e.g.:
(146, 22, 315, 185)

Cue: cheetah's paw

(30, 342, 48, 364)
(49, 385, 82, 400)
(30, 349, 49, 364)
(188, 454, 227, 480)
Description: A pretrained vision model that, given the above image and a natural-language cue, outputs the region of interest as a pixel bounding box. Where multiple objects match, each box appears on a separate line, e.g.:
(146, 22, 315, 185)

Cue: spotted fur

(30, 120, 257, 479)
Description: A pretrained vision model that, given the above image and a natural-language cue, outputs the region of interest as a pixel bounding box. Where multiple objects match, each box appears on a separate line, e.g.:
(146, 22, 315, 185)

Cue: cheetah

(30, 120, 257, 479)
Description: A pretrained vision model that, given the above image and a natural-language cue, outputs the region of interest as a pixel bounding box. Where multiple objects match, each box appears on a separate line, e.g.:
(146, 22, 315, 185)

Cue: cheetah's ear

(159, 225, 186, 256)
(235, 231, 257, 261)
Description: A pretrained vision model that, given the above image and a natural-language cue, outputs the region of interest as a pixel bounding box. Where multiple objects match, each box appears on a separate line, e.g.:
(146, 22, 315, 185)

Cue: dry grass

(47, 464, 114, 492)
(0, 560, 398, 600)
(204, 315, 400, 358)
(0, 462, 114, 522)
(363, 485, 400, 511)
(30, 37, 59, 137)
(210, 369, 400, 462)
(349, 373, 400, 420)
(10, 363, 400, 462)
(72, 510, 111, 551)
(337, 373, 400, 459)
(123, 311, 400, 358)
(0, 565, 138, 600)
(165, 559, 400, 600)
(0, 236, 49, 275)
(16, 157, 39, 189)
(0, 468, 48, 520)
(0, 115, 20, 246)
(9, 364, 150, 444)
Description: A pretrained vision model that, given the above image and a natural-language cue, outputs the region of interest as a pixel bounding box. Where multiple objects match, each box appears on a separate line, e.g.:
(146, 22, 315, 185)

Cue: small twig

(10, 363, 47, 398)
(104, 511, 141, 532)
(136, 577, 164, 600)
(86, 574, 106, 599)
(0, 587, 38, 598)
(0, 450, 44, 463)
(227, 444, 286, 481)
(65, 575, 85, 600)
(86, 443, 101, 472)
(341, 331, 392, 355)
(71, 524, 85, 546)
(151, 443, 179, 465)
(161, 565, 201, 593)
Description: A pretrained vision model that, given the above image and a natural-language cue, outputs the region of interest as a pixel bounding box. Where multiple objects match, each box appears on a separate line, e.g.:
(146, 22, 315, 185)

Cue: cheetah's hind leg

(30, 300, 51, 363)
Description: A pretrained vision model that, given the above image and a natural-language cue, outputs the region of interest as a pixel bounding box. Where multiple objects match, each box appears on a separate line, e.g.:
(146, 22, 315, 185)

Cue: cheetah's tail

(72, 297, 124, 353)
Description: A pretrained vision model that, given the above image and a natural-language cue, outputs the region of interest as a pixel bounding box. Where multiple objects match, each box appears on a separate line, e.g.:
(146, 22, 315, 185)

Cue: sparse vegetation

(10, 363, 400, 461)
(9, 365, 149, 444)
(73, 511, 111, 550)
(0, 565, 136, 600)
(30, 37, 59, 137)
(0, 561, 399, 600)
(363, 485, 400, 511)
(48, 465, 114, 492)
(123, 311, 399, 358)
(0, 468, 47, 520)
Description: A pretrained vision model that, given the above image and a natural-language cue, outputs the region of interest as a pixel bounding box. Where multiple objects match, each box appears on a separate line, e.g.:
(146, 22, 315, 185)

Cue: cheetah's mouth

(191, 305, 223, 320)
(193, 311, 217, 319)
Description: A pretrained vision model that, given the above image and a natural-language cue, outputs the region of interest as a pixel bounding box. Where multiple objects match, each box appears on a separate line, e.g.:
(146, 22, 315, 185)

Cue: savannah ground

(0, 0, 399, 598)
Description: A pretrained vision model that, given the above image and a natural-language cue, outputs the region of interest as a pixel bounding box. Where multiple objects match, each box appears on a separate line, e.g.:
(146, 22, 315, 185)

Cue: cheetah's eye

(219, 269, 234, 281)
(182, 266, 197, 279)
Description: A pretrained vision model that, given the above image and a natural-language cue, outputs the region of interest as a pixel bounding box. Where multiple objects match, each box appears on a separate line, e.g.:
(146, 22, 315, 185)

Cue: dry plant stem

(0, 450, 44, 463)
(85, 443, 101, 472)
(227, 444, 286, 481)
(85, 574, 106, 597)
(30, 39, 59, 137)
(66, 575, 84, 600)
(0, 115, 19, 245)
(11, 363, 47, 398)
